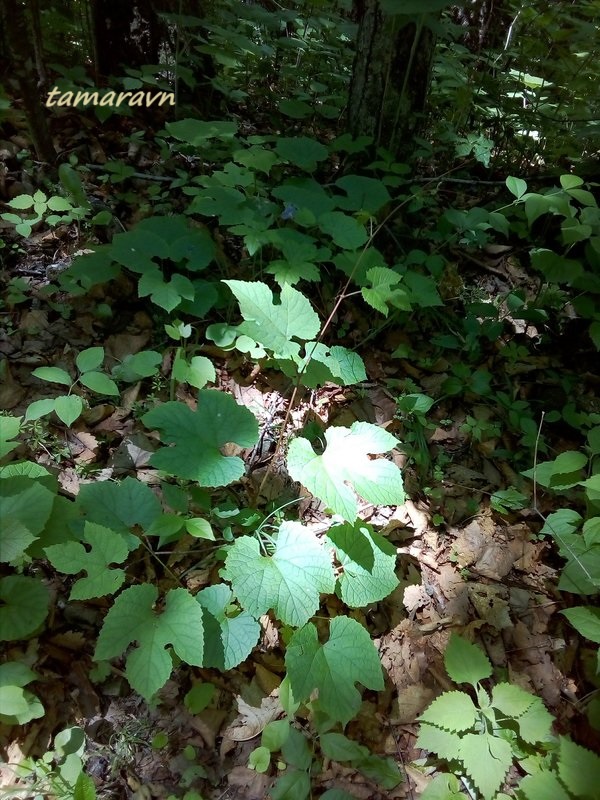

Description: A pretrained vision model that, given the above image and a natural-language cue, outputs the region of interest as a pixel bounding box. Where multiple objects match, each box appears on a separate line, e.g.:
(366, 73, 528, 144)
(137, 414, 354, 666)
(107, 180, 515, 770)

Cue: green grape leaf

(444, 634, 492, 687)
(0, 575, 49, 641)
(361, 267, 410, 316)
(224, 280, 320, 359)
(416, 722, 462, 762)
(287, 421, 404, 522)
(76, 347, 104, 373)
(459, 732, 512, 800)
(327, 521, 399, 606)
(558, 736, 600, 797)
(335, 175, 391, 214)
(491, 683, 536, 718)
(519, 770, 571, 800)
(221, 521, 335, 627)
(561, 606, 600, 643)
(196, 583, 260, 670)
(79, 371, 120, 396)
(0, 415, 21, 459)
(285, 616, 384, 724)
(274, 136, 329, 172)
(143, 390, 258, 486)
(419, 691, 478, 732)
(45, 522, 130, 600)
(78, 476, 160, 541)
(54, 395, 83, 426)
(318, 211, 368, 250)
(95, 584, 204, 700)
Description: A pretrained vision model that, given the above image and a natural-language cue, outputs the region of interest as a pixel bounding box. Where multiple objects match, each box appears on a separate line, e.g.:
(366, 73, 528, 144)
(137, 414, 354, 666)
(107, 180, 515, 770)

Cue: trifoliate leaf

(443, 633, 492, 687)
(459, 732, 512, 800)
(143, 390, 259, 487)
(416, 722, 462, 762)
(95, 585, 204, 700)
(558, 736, 600, 797)
(285, 616, 384, 724)
(0, 576, 49, 641)
(196, 583, 260, 670)
(287, 421, 404, 522)
(491, 682, 536, 718)
(327, 521, 399, 606)
(419, 691, 478, 732)
(221, 521, 335, 627)
(223, 280, 320, 359)
(45, 522, 130, 600)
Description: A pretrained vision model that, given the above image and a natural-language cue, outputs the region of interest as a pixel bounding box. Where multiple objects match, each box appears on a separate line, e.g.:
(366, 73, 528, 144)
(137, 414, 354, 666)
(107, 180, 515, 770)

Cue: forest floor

(1, 114, 599, 799)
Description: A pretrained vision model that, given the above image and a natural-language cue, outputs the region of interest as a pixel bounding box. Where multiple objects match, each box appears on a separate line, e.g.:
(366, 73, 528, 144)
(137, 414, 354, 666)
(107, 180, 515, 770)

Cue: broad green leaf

(143, 390, 258, 486)
(556, 532, 600, 595)
(335, 175, 391, 215)
(270, 770, 311, 800)
(355, 753, 402, 789)
(0, 476, 55, 562)
(76, 347, 104, 373)
(32, 366, 72, 386)
(166, 118, 238, 145)
(248, 746, 271, 773)
(234, 145, 279, 175)
(262, 719, 290, 752)
(25, 398, 56, 421)
(320, 732, 367, 762)
(278, 99, 312, 119)
(274, 136, 328, 172)
(0, 662, 37, 688)
(517, 695, 554, 743)
(0, 575, 49, 640)
(561, 606, 600, 643)
(506, 176, 528, 199)
(318, 211, 368, 250)
(54, 395, 83, 426)
(112, 350, 162, 382)
(558, 736, 600, 797)
(272, 178, 335, 217)
(184, 682, 215, 714)
(45, 522, 130, 600)
(185, 518, 214, 540)
(0, 415, 21, 458)
(8, 194, 35, 210)
(0, 685, 30, 715)
(266, 259, 320, 286)
(491, 683, 536, 718)
(459, 732, 512, 800)
(419, 691, 478, 732)
(73, 773, 97, 800)
(138, 270, 194, 312)
(443, 634, 492, 687)
(224, 280, 320, 359)
(327, 522, 399, 606)
(172, 355, 216, 389)
(95, 584, 204, 700)
(361, 267, 410, 316)
(281, 726, 312, 769)
(196, 583, 260, 670)
(416, 722, 462, 762)
(79, 371, 119, 396)
(287, 421, 404, 522)
(285, 616, 384, 724)
(78, 475, 160, 539)
(221, 521, 335, 627)
(519, 770, 570, 800)
(280, 342, 367, 388)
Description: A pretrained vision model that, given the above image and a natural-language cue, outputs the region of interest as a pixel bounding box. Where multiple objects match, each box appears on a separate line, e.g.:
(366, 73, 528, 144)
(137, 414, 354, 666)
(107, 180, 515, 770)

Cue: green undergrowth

(1, 125, 600, 799)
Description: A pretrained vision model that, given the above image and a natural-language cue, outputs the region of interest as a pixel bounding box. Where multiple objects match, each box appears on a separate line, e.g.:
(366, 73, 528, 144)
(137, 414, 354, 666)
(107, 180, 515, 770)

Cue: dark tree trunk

(348, 0, 438, 158)
(2, 0, 56, 163)
(92, 0, 162, 77)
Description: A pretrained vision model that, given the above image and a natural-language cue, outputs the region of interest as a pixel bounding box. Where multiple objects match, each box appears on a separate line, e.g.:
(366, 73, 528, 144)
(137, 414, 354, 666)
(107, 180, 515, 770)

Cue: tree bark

(348, 0, 438, 158)
(2, 0, 56, 163)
